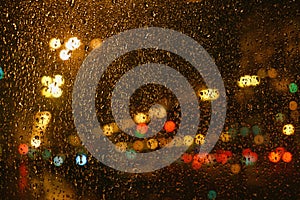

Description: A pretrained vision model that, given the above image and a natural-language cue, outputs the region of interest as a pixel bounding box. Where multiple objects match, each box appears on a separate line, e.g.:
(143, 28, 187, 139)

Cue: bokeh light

(289, 83, 298, 93)
(76, 153, 87, 166)
(164, 120, 176, 133)
(0, 67, 4, 80)
(65, 37, 81, 51)
(18, 144, 29, 155)
(59, 49, 71, 61)
(282, 124, 295, 135)
(49, 38, 61, 50)
(1, 1, 299, 199)
(41, 75, 64, 98)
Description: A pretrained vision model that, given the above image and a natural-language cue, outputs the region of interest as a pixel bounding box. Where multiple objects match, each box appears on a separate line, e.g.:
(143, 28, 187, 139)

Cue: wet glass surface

(0, 0, 299, 199)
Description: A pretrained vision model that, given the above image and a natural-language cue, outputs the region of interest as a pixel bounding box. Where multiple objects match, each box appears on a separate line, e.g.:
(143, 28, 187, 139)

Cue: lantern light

(35, 111, 51, 127)
(134, 130, 146, 138)
(257, 68, 267, 78)
(290, 110, 299, 121)
(41, 75, 64, 98)
(275, 147, 286, 157)
(102, 123, 119, 136)
(192, 160, 202, 170)
(49, 84, 62, 98)
(250, 75, 260, 86)
(228, 128, 237, 138)
(237, 75, 252, 88)
(275, 113, 285, 122)
(171, 136, 183, 147)
(244, 151, 258, 166)
(158, 137, 170, 148)
(68, 135, 81, 146)
(27, 148, 38, 159)
(41, 87, 52, 98)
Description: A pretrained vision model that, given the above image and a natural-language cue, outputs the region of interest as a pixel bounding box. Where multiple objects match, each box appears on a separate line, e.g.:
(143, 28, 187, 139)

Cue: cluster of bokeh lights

(49, 37, 81, 61)
(10, 34, 298, 199)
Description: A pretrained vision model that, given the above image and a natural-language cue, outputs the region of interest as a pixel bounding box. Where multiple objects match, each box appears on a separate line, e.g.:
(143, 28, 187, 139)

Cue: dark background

(0, 0, 299, 199)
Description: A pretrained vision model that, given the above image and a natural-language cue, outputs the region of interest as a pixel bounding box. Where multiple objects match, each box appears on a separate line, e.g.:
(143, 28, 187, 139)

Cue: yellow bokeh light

(41, 75, 64, 98)
(115, 142, 127, 152)
(31, 135, 41, 148)
(133, 112, 150, 124)
(59, 49, 71, 61)
(53, 74, 64, 87)
(41, 76, 53, 86)
(237, 75, 260, 88)
(41, 87, 52, 98)
(35, 111, 52, 126)
(65, 37, 81, 51)
(49, 38, 61, 49)
(220, 132, 231, 142)
(195, 133, 205, 145)
(198, 88, 219, 101)
(49, 84, 62, 98)
(89, 38, 102, 50)
(282, 124, 295, 135)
